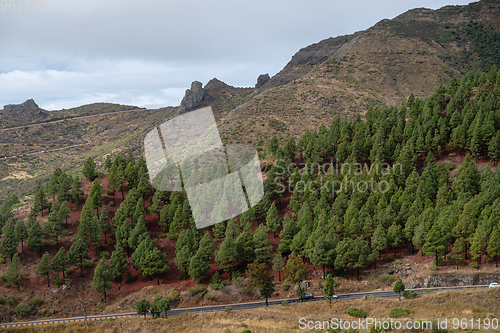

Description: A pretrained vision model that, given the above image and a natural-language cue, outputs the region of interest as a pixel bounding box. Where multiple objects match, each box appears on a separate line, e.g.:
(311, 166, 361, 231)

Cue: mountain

(212, 0, 500, 146)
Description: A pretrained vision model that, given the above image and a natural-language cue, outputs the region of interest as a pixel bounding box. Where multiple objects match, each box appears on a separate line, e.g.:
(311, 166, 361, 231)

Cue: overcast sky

(0, 0, 475, 111)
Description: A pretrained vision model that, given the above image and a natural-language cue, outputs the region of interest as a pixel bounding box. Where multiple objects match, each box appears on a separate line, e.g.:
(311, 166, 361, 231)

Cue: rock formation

(178, 81, 205, 114)
(255, 74, 270, 88)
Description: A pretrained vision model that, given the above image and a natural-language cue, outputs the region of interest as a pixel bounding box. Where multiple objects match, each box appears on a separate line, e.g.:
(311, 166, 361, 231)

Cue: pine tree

(253, 226, 273, 263)
(58, 201, 71, 229)
(82, 157, 97, 181)
(136, 299, 150, 319)
(45, 204, 63, 246)
(129, 215, 148, 250)
(53, 247, 70, 279)
(188, 250, 210, 281)
(131, 234, 154, 271)
(5, 253, 22, 291)
(272, 253, 285, 281)
(174, 243, 192, 280)
(110, 243, 128, 284)
(215, 236, 237, 278)
(69, 238, 91, 276)
(140, 247, 169, 285)
(265, 203, 281, 239)
(422, 224, 447, 268)
(34, 182, 49, 216)
(99, 207, 111, 244)
(278, 214, 297, 253)
(115, 221, 132, 257)
(198, 232, 216, 260)
(487, 226, 500, 267)
(1, 218, 18, 259)
(14, 219, 28, 253)
(28, 219, 44, 256)
(92, 259, 113, 302)
(38, 252, 52, 288)
(89, 215, 103, 252)
(324, 274, 340, 304)
(371, 224, 387, 262)
(393, 278, 405, 300)
(70, 177, 84, 205)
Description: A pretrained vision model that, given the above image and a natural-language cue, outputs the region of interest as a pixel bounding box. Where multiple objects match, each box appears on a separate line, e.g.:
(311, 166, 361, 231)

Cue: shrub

(7, 296, 16, 306)
(187, 284, 206, 296)
(429, 264, 438, 271)
(224, 329, 231, 333)
(168, 288, 179, 301)
(15, 303, 32, 317)
(240, 330, 251, 333)
(225, 306, 232, 312)
(210, 272, 223, 290)
(282, 282, 290, 291)
(125, 271, 135, 284)
(389, 307, 412, 318)
(0, 255, 5, 265)
(203, 293, 214, 301)
(64, 268, 73, 276)
(394, 260, 401, 265)
(53, 276, 63, 288)
(378, 274, 392, 285)
(232, 271, 242, 280)
(31, 297, 44, 306)
(100, 251, 110, 259)
(347, 307, 367, 318)
(318, 281, 323, 289)
(469, 262, 479, 270)
(458, 259, 466, 266)
(282, 300, 288, 306)
(0, 296, 5, 304)
(403, 290, 418, 299)
(241, 323, 248, 327)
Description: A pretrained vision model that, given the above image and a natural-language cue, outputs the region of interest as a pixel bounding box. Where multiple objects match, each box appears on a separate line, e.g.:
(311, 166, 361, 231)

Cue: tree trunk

(157, 274, 160, 285)
(278, 271, 281, 282)
(323, 265, 325, 279)
(104, 291, 107, 303)
(21, 240, 24, 253)
(265, 297, 268, 307)
(47, 273, 50, 287)
(65, 217, 69, 229)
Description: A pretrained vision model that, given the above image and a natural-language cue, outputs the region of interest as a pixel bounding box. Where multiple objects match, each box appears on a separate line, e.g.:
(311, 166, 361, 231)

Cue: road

(0, 285, 489, 328)
(0, 108, 146, 132)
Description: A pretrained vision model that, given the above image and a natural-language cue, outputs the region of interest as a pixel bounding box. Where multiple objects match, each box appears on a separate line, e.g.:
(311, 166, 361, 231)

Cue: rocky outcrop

(407, 273, 500, 289)
(1, 99, 48, 119)
(204, 78, 230, 91)
(255, 74, 270, 88)
(178, 81, 205, 114)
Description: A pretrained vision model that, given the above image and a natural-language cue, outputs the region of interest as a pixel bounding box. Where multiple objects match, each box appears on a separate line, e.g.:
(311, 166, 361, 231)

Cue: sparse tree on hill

(53, 247, 70, 279)
(246, 260, 275, 306)
(14, 219, 28, 253)
(136, 298, 150, 319)
(92, 259, 113, 302)
(393, 278, 405, 300)
(82, 157, 97, 181)
(58, 201, 71, 229)
(28, 219, 44, 256)
(4, 253, 22, 291)
(266, 203, 281, 239)
(69, 238, 91, 277)
(1, 218, 18, 259)
(110, 243, 128, 284)
(324, 274, 339, 304)
(272, 253, 285, 281)
(99, 207, 111, 244)
(38, 252, 53, 288)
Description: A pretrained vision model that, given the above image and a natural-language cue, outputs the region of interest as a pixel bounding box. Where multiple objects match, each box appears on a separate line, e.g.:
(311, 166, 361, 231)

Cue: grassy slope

(2, 288, 500, 332)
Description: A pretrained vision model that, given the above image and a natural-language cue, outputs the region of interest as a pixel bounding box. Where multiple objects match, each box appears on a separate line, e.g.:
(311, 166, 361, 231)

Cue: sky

(0, 0, 476, 111)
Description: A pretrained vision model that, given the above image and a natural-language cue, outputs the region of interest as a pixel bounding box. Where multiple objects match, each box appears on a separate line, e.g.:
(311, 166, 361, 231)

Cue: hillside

(216, 0, 500, 146)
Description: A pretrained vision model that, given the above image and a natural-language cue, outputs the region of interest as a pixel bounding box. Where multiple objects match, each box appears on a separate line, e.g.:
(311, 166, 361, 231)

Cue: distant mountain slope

(214, 0, 500, 146)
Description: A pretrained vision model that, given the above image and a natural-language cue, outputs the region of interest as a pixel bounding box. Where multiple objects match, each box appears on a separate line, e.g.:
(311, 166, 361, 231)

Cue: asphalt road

(0, 285, 490, 328)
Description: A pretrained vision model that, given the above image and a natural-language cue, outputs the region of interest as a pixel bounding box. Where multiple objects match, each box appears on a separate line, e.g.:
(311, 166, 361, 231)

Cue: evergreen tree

(58, 201, 71, 229)
(235, 226, 255, 263)
(70, 177, 84, 205)
(198, 232, 216, 260)
(28, 219, 44, 256)
(272, 253, 285, 281)
(140, 247, 169, 285)
(129, 215, 148, 250)
(265, 203, 281, 239)
(371, 224, 387, 262)
(1, 218, 18, 259)
(14, 219, 28, 253)
(45, 204, 63, 246)
(393, 278, 405, 300)
(278, 214, 297, 253)
(82, 157, 97, 181)
(136, 298, 150, 319)
(99, 207, 111, 244)
(92, 259, 113, 302)
(5, 253, 22, 291)
(422, 224, 447, 268)
(324, 274, 340, 304)
(53, 247, 70, 279)
(38, 252, 52, 287)
(215, 236, 237, 278)
(110, 243, 128, 284)
(131, 234, 154, 271)
(188, 249, 210, 281)
(283, 254, 308, 298)
(115, 221, 132, 257)
(253, 225, 273, 263)
(487, 226, 500, 267)
(69, 238, 91, 276)
(90, 178, 104, 215)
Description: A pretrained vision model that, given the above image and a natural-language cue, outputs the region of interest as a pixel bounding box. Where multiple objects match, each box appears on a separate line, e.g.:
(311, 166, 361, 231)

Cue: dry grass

(2, 288, 500, 333)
